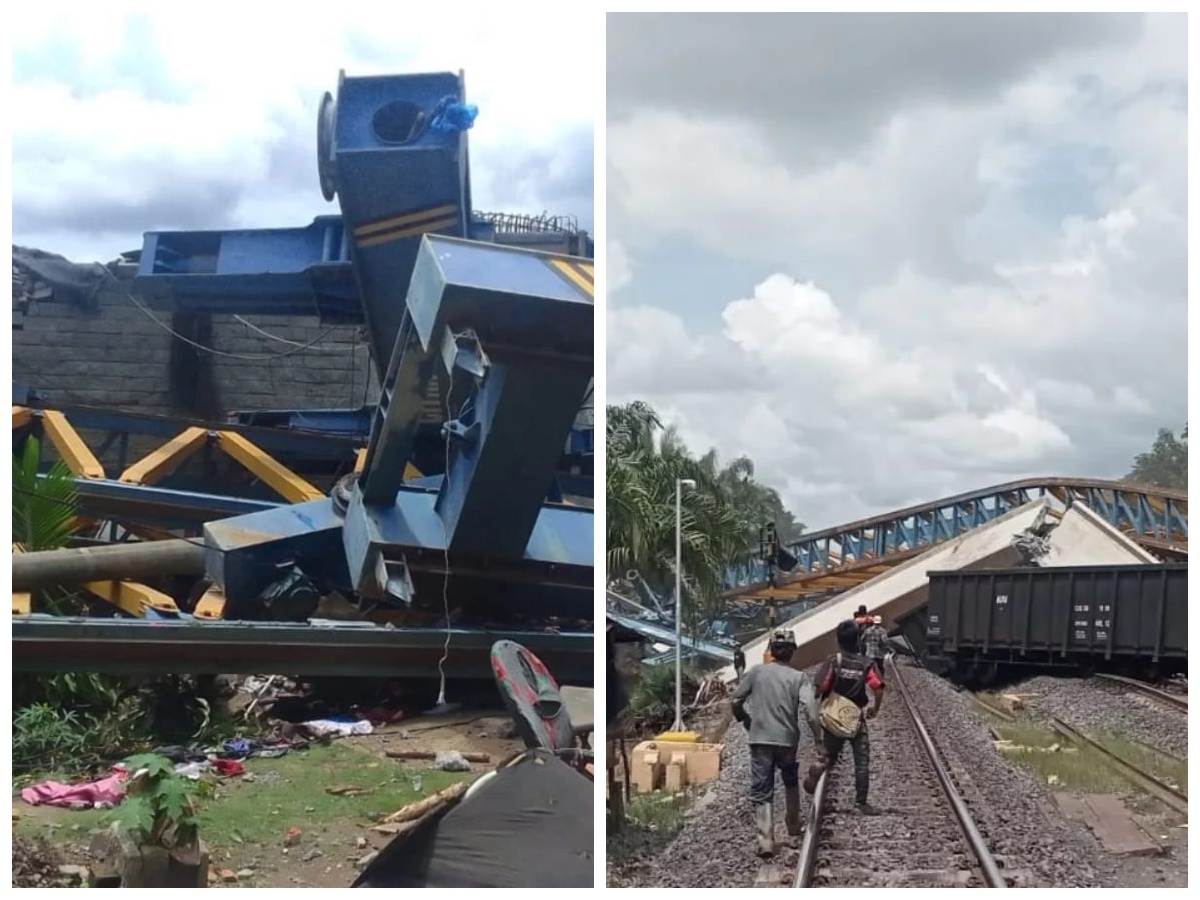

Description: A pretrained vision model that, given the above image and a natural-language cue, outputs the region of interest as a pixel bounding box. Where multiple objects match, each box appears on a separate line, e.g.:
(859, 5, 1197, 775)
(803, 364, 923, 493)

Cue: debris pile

(12, 835, 66, 888)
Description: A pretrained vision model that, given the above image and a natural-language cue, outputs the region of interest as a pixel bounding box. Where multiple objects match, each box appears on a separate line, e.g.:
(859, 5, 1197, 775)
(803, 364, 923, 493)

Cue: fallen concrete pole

(11, 540, 207, 591)
(725, 498, 1157, 680)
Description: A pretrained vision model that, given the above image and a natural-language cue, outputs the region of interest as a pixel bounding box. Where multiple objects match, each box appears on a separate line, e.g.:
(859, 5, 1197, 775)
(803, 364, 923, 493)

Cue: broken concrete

(1054, 793, 1163, 856)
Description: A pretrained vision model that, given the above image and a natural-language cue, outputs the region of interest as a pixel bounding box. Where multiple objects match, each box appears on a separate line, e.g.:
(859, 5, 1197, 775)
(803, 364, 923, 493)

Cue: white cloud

(607, 15, 1185, 529)
(11, 5, 596, 260)
(608, 240, 632, 295)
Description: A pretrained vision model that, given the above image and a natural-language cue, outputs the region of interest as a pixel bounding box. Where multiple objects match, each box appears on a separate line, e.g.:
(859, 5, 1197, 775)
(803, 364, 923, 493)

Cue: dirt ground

(14, 711, 525, 889)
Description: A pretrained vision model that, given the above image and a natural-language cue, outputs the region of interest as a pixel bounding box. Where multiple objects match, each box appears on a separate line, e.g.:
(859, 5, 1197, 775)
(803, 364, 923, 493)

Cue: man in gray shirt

(731, 629, 822, 857)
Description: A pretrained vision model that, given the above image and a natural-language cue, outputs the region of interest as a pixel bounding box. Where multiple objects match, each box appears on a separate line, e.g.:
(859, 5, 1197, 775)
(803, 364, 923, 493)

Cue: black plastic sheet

(353, 749, 593, 888)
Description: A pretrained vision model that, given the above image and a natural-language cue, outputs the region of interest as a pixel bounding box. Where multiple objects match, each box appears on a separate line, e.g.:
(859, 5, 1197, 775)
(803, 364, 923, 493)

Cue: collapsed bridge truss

(728, 478, 1187, 603)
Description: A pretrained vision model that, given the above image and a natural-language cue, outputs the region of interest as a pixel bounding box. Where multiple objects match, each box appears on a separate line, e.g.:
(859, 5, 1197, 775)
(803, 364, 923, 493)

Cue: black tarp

(352, 749, 593, 888)
(12, 246, 109, 309)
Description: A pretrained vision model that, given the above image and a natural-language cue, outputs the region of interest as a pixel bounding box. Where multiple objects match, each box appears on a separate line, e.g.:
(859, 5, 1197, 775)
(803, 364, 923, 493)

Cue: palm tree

(606, 402, 793, 627)
(13, 436, 82, 613)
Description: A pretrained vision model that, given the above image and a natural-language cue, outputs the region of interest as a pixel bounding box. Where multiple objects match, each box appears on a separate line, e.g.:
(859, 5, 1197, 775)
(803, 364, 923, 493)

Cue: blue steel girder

(347, 235, 593, 596)
(135, 216, 590, 321)
(726, 477, 1188, 596)
(137, 217, 360, 320)
(205, 493, 592, 619)
(321, 70, 474, 381)
(352, 236, 592, 547)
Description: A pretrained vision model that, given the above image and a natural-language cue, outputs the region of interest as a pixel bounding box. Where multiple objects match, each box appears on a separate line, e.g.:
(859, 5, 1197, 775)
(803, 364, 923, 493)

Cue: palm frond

(13, 437, 79, 552)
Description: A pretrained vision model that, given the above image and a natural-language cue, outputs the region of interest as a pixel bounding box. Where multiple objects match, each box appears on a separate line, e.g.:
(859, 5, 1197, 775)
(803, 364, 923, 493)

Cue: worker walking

(733, 646, 746, 680)
(731, 630, 822, 857)
(815, 620, 885, 815)
(859, 615, 891, 668)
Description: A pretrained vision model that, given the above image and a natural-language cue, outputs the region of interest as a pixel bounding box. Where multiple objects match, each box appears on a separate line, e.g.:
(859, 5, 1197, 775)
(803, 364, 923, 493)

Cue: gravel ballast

(1013, 675, 1188, 758)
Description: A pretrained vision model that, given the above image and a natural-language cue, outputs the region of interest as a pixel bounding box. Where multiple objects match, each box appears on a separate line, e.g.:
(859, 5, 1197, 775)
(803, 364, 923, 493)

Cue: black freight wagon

(923, 563, 1187, 682)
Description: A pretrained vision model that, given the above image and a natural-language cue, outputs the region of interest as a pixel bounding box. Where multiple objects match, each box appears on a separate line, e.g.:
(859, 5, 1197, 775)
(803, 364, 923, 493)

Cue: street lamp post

(673, 478, 696, 733)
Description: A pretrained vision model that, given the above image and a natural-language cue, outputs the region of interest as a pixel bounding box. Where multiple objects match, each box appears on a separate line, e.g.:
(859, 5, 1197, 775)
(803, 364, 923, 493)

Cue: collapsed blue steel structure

(13, 70, 595, 682)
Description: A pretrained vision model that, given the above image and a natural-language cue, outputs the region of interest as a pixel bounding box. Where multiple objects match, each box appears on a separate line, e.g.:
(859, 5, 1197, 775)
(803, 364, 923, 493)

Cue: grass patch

(993, 722, 1128, 792)
(197, 743, 469, 846)
(625, 790, 690, 833)
(1091, 735, 1188, 794)
(993, 722, 1188, 798)
(16, 742, 473, 853)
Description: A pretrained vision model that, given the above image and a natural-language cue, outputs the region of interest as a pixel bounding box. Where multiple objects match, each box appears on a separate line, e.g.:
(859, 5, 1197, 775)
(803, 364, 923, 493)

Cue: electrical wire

(435, 365, 455, 707)
(100, 268, 344, 362)
(232, 314, 358, 353)
(433, 330, 475, 709)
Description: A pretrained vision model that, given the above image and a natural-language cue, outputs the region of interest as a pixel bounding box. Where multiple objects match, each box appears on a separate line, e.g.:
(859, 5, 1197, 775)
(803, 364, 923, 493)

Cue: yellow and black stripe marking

(546, 258, 594, 301)
(354, 204, 461, 249)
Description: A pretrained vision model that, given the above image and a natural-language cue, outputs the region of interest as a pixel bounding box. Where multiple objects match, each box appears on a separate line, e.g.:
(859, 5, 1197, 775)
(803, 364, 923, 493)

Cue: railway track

(1049, 716, 1188, 816)
(794, 663, 1008, 889)
(1094, 673, 1188, 714)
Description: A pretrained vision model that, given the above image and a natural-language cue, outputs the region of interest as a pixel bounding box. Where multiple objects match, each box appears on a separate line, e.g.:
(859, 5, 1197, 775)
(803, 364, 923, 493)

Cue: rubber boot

(784, 785, 803, 836)
(754, 803, 775, 857)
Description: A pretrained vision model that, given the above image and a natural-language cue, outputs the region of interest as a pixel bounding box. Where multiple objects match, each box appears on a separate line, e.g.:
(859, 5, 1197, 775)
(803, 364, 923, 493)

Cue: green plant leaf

(112, 798, 156, 838)
(125, 753, 175, 778)
(156, 778, 193, 823)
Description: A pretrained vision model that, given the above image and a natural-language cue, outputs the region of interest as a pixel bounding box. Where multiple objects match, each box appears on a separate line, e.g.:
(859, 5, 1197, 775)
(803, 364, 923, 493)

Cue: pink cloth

(21, 767, 128, 808)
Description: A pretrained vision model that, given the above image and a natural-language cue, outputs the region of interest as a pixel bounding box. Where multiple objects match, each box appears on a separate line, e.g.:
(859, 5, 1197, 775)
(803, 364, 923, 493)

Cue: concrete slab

(560, 685, 594, 747)
(1040, 502, 1158, 566)
(1054, 793, 1162, 856)
(726, 499, 1159, 680)
(727, 501, 1053, 678)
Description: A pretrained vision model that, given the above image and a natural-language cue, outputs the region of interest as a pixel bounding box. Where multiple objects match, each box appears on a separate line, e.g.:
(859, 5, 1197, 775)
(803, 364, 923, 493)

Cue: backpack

(819, 653, 864, 739)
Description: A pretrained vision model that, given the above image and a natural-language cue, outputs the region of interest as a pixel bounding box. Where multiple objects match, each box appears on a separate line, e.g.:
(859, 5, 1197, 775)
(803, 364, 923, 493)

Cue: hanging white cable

(434, 362, 454, 709)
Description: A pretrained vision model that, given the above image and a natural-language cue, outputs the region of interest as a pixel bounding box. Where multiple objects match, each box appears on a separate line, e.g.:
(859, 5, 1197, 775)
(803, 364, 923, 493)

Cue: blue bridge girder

(726, 477, 1188, 596)
(343, 235, 593, 601)
(182, 69, 596, 622)
(136, 214, 592, 321)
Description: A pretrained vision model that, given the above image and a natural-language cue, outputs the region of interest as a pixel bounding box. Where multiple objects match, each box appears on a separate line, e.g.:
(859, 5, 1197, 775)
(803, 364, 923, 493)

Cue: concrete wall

(12, 272, 378, 420)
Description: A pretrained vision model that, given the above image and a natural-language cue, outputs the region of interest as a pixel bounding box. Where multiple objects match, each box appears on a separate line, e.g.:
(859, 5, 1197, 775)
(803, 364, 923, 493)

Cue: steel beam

(323, 70, 474, 379)
(120, 426, 208, 484)
(66, 476, 280, 528)
(40, 410, 105, 479)
(357, 236, 592, 562)
(214, 432, 324, 503)
(137, 216, 360, 320)
(12, 616, 594, 683)
(339, 486, 593, 609)
(727, 477, 1189, 598)
(135, 216, 591, 323)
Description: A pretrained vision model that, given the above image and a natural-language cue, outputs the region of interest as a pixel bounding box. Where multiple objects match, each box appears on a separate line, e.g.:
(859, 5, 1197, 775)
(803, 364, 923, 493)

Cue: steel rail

(1049, 716, 1188, 816)
(793, 748, 830, 888)
(1094, 673, 1188, 713)
(970, 693, 1017, 723)
(795, 664, 1007, 888)
(891, 663, 1008, 889)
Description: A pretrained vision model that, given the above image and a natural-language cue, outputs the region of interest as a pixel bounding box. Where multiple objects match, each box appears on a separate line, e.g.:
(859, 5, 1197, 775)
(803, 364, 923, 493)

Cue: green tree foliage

(1126, 424, 1188, 490)
(607, 401, 804, 623)
(13, 436, 78, 552)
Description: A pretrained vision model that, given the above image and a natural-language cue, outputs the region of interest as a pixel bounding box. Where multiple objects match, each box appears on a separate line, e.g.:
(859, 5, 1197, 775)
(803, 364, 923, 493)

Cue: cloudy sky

(607, 12, 1188, 530)
(11, 5, 595, 263)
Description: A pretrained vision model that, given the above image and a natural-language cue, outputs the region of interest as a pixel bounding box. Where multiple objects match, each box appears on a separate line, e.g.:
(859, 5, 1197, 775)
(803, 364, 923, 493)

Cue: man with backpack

(731, 629, 822, 857)
(814, 619, 885, 815)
